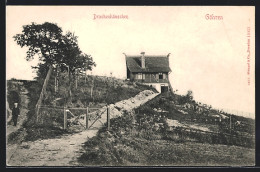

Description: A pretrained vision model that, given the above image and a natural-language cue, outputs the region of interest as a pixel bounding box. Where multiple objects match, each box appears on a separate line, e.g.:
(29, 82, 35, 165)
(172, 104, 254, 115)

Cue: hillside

(7, 72, 156, 143)
(7, 75, 255, 166)
(7, 90, 158, 166)
(78, 92, 255, 166)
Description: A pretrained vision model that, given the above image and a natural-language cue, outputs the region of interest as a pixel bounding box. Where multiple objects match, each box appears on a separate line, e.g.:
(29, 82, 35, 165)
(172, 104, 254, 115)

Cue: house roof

(125, 54, 172, 73)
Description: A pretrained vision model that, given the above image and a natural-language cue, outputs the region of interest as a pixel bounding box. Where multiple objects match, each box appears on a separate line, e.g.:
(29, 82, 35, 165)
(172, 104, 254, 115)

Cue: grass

(7, 75, 255, 166)
(78, 126, 255, 166)
(78, 94, 255, 166)
(7, 74, 156, 143)
(137, 92, 255, 138)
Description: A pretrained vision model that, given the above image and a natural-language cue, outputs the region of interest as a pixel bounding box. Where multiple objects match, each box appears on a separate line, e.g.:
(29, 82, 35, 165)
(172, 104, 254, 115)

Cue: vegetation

(178, 90, 193, 105)
(14, 22, 96, 104)
(10, 22, 157, 142)
(7, 75, 155, 143)
(138, 92, 254, 142)
(78, 109, 254, 166)
(78, 92, 255, 166)
(10, 22, 255, 165)
(9, 22, 98, 142)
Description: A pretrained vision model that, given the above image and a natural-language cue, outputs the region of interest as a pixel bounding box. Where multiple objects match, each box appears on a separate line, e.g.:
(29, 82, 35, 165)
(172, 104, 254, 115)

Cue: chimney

(141, 52, 145, 68)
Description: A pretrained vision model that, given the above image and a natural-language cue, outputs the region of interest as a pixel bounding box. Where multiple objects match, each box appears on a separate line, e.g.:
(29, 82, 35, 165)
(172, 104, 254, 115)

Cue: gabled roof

(125, 54, 171, 73)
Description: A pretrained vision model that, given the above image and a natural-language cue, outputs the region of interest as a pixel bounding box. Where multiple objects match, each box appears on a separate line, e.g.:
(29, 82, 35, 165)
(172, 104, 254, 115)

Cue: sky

(6, 6, 255, 118)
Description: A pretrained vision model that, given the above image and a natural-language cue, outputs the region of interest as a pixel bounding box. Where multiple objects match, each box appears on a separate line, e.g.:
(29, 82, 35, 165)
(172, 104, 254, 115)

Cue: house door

(161, 86, 168, 93)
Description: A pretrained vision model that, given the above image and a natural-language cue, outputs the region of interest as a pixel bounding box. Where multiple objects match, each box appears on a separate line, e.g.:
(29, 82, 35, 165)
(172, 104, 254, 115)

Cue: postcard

(6, 6, 255, 166)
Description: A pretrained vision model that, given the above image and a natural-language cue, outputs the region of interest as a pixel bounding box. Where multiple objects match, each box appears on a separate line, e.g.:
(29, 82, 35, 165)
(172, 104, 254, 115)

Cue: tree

(14, 22, 64, 110)
(58, 32, 96, 103)
(14, 22, 96, 105)
(58, 32, 96, 73)
(14, 22, 63, 65)
(14, 22, 96, 73)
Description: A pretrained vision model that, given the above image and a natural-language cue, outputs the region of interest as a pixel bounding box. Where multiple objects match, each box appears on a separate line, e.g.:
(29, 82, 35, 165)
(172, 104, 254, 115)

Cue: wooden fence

(37, 105, 111, 131)
(167, 126, 255, 148)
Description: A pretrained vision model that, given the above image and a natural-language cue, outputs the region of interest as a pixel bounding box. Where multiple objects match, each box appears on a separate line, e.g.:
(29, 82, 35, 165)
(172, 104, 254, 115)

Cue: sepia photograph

(6, 6, 255, 166)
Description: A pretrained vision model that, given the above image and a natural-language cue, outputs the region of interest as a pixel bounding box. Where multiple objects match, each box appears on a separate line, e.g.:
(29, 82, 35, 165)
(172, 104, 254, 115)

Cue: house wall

(131, 72, 169, 83)
(129, 72, 170, 93)
(142, 83, 169, 93)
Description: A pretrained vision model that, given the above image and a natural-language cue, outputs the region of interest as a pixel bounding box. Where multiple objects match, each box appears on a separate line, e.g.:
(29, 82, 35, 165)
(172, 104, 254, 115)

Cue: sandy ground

(7, 130, 98, 166)
(7, 90, 159, 166)
(166, 119, 212, 132)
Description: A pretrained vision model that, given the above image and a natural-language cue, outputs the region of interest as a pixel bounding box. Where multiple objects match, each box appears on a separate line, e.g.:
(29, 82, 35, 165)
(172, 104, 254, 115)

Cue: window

(159, 73, 163, 79)
(142, 74, 145, 80)
(136, 73, 142, 79)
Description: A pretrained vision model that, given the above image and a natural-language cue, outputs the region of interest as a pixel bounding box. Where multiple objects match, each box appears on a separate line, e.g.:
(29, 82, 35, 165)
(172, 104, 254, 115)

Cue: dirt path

(6, 88, 29, 165)
(7, 90, 159, 166)
(6, 89, 29, 137)
(7, 130, 98, 166)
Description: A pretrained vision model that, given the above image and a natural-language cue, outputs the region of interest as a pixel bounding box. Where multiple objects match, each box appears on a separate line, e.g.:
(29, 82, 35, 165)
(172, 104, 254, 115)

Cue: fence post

(107, 106, 110, 131)
(86, 107, 89, 129)
(35, 104, 39, 122)
(64, 106, 67, 130)
(35, 66, 53, 122)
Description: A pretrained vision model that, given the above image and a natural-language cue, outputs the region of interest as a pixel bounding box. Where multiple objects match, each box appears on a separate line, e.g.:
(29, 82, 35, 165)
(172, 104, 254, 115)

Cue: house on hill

(124, 52, 172, 93)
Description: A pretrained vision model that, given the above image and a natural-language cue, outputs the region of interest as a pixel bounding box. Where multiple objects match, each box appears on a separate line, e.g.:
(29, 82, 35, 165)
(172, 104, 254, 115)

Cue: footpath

(6, 88, 29, 166)
(7, 90, 159, 166)
(6, 89, 29, 138)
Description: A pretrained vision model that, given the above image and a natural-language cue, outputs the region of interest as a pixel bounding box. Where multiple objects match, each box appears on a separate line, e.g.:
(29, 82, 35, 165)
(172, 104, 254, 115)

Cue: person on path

(12, 103, 20, 126)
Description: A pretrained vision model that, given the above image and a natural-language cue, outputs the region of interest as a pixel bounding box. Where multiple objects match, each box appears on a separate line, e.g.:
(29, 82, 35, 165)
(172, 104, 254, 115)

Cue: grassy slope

(78, 117, 254, 166)
(140, 92, 255, 137)
(8, 73, 156, 143)
(81, 137, 254, 166)
(78, 93, 255, 166)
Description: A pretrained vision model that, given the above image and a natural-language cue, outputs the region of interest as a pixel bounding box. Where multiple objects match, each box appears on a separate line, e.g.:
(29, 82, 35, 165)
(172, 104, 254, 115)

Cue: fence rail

(171, 126, 254, 139)
(168, 126, 255, 148)
(37, 105, 111, 131)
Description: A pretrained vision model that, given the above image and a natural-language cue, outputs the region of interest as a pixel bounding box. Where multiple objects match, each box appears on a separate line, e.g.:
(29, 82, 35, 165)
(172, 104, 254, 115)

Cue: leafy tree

(58, 32, 96, 74)
(58, 32, 96, 102)
(14, 22, 63, 65)
(14, 22, 96, 104)
(14, 22, 96, 73)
